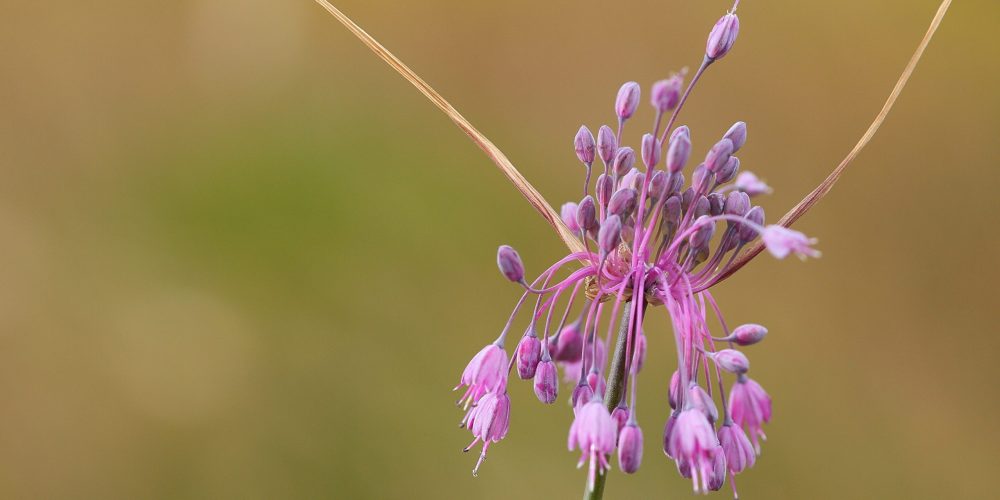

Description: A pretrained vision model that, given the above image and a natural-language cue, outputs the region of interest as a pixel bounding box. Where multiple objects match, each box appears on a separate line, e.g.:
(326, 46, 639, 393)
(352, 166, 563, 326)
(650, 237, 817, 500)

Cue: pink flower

(734, 170, 772, 196)
(669, 409, 720, 494)
(568, 398, 617, 491)
(718, 422, 756, 474)
(462, 390, 511, 476)
(729, 375, 772, 454)
(762, 225, 821, 260)
(455, 343, 508, 409)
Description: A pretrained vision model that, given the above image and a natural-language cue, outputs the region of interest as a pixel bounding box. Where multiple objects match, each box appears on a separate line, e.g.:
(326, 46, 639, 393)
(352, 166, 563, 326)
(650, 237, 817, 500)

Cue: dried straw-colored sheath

(313, 0, 585, 255)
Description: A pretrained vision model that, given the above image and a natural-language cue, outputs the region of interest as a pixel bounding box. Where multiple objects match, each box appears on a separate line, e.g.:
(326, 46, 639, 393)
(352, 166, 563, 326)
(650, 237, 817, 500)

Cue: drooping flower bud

(662, 410, 679, 458)
(707, 446, 728, 491)
(574, 125, 596, 165)
(666, 126, 692, 173)
(612, 146, 636, 177)
(515, 330, 542, 379)
(651, 75, 683, 112)
(597, 125, 617, 165)
(688, 383, 720, 423)
(739, 206, 765, 244)
(615, 81, 641, 121)
(608, 188, 639, 218)
(715, 155, 739, 184)
(598, 215, 622, 256)
(586, 370, 606, 399)
(596, 174, 613, 207)
(705, 138, 734, 173)
(706, 12, 740, 61)
(576, 195, 598, 232)
(618, 422, 644, 474)
(496, 245, 525, 283)
(709, 349, 750, 374)
(551, 321, 583, 362)
(732, 323, 767, 346)
(561, 203, 581, 234)
(668, 370, 681, 410)
(571, 382, 595, 412)
(611, 405, 630, 433)
(724, 121, 748, 152)
(533, 356, 559, 404)
(641, 133, 661, 169)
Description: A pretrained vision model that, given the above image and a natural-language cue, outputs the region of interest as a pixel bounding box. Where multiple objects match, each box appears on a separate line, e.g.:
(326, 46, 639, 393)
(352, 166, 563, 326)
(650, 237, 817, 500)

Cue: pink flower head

(462, 390, 511, 476)
(669, 409, 720, 494)
(455, 342, 508, 409)
(762, 225, 821, 260)
(729, 375, 772, 453)
(734, 170, 772, 196)
(568, 397, 617, 492)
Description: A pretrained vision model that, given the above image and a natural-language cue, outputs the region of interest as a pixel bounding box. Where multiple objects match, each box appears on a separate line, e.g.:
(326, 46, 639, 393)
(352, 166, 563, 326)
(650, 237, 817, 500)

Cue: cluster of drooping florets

(454, 1, 818, 496)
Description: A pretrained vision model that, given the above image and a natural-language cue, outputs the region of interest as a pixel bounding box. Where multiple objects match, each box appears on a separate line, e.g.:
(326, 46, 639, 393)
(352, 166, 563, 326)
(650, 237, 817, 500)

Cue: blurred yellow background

(0, 1, 997, 498)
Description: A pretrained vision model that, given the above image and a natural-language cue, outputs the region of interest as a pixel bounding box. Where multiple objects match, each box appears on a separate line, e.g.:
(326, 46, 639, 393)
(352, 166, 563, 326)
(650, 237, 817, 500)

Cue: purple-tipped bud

(533, 358, 558, 404)
(724, 121, 748, 152)
(739, 206, 765, 244)
(715, 155, 740, 184)
(718, 423, 756, 474)
(708, 446, 728, 491)
(666, 126, 692, 173)
(705, 138, 734, 173)
(515, 332, 542, 379)
(651, 75, 683, 112)
(496, 245, 525, 283)
(608, 188, 639, 218)
(615, 81, 641, 121)
(649, 171, 669, 200)
(668, 370, 681, 410)
(574, 126, 596, 165)
(612, 147, 636, 177)
(577, 195, 598, 232)
(618, 422, 644, 473)
(611, 405, 630, 434)
(725, 191, 751, 218)
(732, 323, 768, 346)
(551, 322, 583, 362)
(692, 164, 711, 192)
(586, 370, 606, 399)
(598, 215, 622, 255)
(561, 202, 581, 233)
(706, 12, 740, 61)
(688, 383, 720, 423)
(596, 174, 614, 207)
(707, 193, 725, 217)
(709, 349, 750, 374)
(571, 383, 594, 412)
(689, 215, 716, 249)
(597, 125, 617, 165)
(641, 133, 661, 169)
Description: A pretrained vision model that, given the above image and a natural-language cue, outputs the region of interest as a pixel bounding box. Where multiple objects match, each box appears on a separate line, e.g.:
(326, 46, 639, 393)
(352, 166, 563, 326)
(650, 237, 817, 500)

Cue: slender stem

(583, 300, 638, 500)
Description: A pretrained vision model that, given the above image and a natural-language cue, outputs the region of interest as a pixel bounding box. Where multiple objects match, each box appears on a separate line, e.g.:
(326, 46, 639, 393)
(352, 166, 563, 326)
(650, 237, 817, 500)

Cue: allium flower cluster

(454, 2, 816, 496)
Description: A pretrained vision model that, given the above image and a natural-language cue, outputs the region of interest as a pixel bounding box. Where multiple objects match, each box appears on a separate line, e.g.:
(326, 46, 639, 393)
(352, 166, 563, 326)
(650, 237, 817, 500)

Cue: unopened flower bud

(571, 383, 594, 412)
(715, 155, 739, 184)
(662, 411, 679, 458)
(596, 174, 613, 207)
(649, 170, 669, 200)
(689, 215, 716, 249)
(710, 349, 750, 374)
(664, 197, 682, 228)
(615, 81, 641, 121)
(577, 195, 598, 232)
(706, 12, 740, 61)
(608, 188, 638, 218)
(693, 195, 711, 220)
(708, 446, 727, 491)
(496, 245, 524, 283)
(597, 125, 617, 165)
(725, 191, 751, 218)
(641, 133, 661, 169)
(724, 121, 748, 152)
(550, 321, 583, 362)
(618, 422, 644, 474)
(688, 383, 719, 423)
(705, 138, 734, 173)
(707, 192, 725, 216)
(739, 206, 765, 243)
(561, 202, 581, 233)
(692, 164, 711, 192)
(598, 215, 623, 255)
(611, 405, 630, 433)
(612, 147, 636, 177)
(533, 358, 558, 404)
(680, 187, 695, 212)
(515, 331, 542, 379)
(651, 75, 683, 112)
(666, 172, 684, 196)
(574, 125, 596, 165)
(586, 370, 606, 398)
(666, 126, 692, 173)
(732, 323, 767, 346)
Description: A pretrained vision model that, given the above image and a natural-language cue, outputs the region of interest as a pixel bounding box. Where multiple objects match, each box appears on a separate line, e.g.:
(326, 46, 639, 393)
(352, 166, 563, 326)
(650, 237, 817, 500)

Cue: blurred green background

(1, 0, 997, 498)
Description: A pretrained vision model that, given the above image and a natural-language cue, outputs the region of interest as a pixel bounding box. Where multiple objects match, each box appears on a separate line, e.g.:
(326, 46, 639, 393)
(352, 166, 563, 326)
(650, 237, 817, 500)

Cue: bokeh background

(1, 0, 997, 498)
